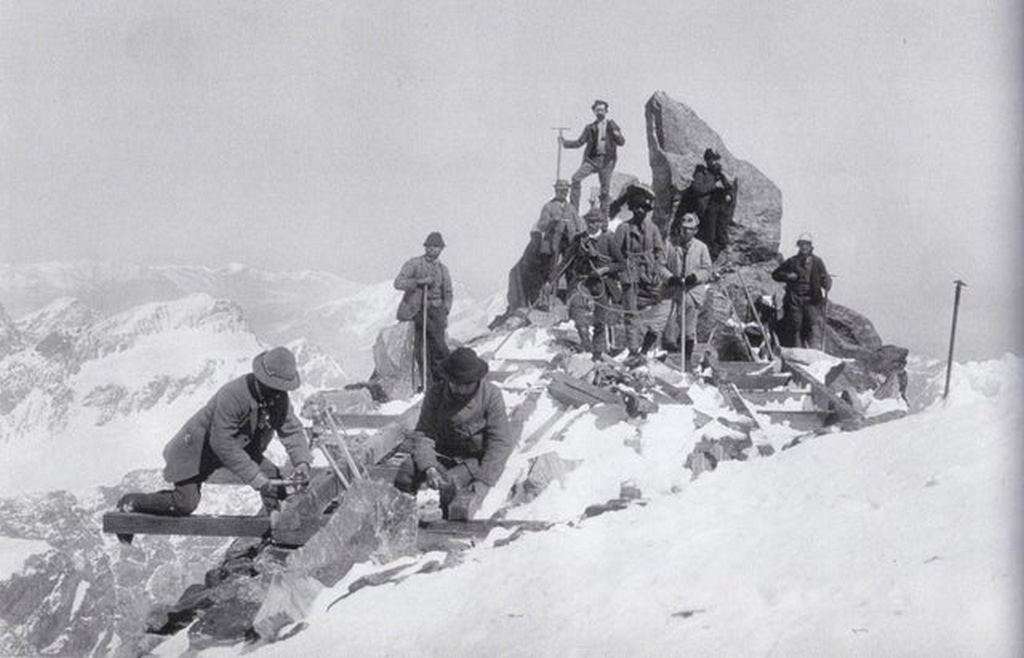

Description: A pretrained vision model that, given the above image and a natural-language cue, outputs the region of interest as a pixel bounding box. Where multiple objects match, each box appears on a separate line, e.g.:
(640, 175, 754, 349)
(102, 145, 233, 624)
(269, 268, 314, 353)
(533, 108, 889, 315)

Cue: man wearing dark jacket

(561, 99, 625, 214)
(117, 347, 313, 521)
(395, 232, 454, 388)
(394, 348, 514, 519)
(558, 208, 623, 357)
(772, 233, 832, 348)
(676, 148, 735, 260)
(610, 184, 672, 368)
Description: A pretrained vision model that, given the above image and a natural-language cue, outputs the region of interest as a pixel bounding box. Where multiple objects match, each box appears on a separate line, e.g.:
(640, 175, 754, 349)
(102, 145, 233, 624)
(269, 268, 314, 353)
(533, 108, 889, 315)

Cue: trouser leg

(803, 302, 824, 350)
(424, 305, 450, 383)
(597, 157, 615, 213)
(591, 291, 608, 354)
(127, 477, 204, 517)
(622, 285, 643, 352)
(570, 159, 598, 212)
(567, 288, 593, 351)
(781, 295, 805, 348)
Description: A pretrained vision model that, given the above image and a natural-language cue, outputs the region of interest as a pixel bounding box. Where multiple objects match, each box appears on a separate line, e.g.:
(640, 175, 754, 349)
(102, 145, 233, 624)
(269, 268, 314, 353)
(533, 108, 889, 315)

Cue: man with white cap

(116, 347, 313, 525)
(665, 212, 713, 369)
(772, 233, 833, 348)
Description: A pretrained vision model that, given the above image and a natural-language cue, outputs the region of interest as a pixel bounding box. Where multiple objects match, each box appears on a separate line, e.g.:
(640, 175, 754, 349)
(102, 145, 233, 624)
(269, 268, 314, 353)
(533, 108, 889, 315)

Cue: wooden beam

(547, 372, 621, 408)
(103, 512, 269, 538)
(783, 359, 863, 420)
(333, 414, 400, 429)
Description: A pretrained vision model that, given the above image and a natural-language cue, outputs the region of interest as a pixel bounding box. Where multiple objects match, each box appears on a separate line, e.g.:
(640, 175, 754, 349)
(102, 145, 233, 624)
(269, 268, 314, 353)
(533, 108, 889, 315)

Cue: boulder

(300, 388, 376, 420)
(507, 452, 583, 506)
(645, 91, 782, 264)
(286, 479, 418, 587)
(367, 323, 418, 402)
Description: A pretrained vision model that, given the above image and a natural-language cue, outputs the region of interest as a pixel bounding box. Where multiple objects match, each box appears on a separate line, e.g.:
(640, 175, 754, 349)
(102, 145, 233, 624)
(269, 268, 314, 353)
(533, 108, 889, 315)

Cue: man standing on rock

(664, 213, 713, 370)
(676, 148, 735, 260)
(394, 232, 453, 388)
(116, 347, 313, 530)
(394, 348, 513, 520)
(561, 99, 625, 215)
(772, 233, 832, 349)
(610, 183, 671, 368)
(558, 207, 623, 358)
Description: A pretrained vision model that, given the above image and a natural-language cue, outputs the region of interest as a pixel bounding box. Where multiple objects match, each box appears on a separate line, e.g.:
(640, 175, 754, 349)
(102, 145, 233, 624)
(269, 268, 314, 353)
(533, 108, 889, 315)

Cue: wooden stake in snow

(943, 279, 968, 400)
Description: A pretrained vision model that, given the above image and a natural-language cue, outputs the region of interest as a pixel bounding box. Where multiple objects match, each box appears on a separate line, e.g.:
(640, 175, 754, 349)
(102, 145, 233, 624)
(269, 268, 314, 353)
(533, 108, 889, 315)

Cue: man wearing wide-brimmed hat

(394, 232, 454, 388)
(115, 347, 313, 525)
(772, 233, 833, 348)
(394, 347, 513, 519)
(675, 147, 736, 260)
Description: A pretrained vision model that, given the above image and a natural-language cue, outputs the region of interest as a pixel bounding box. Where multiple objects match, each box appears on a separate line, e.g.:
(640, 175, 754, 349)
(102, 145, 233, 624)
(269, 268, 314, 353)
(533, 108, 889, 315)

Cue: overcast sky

(1, 1, 1020, 359)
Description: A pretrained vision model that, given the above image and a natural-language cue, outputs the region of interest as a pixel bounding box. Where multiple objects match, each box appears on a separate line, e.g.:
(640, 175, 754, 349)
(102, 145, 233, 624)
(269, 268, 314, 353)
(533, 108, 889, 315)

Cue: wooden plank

(740, 389, 811, 405)
(712, 361, 776, 377)
(760, 410, 830, 432)
(334, 414, 400, 429)
(548, 372, 621, 406)
(496, 358, 553, 369)
(103, 512, 270, 538)
(726, 373, 793, 390)
(784, 359, 863, 420)
(419, 519, 554, 535)
(485, 370, 517, 383)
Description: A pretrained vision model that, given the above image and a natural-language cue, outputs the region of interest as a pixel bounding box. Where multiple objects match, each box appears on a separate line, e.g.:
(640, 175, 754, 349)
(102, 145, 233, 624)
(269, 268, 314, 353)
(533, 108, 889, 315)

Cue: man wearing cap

(676, 147, 735, 260)
(116, 347, 313, 524)
(395, 232, 454, 387)
(394, 347, 514, 519)
(664, 212, 714, 369)
(772, 233, 833, 348)
(561, 99, 625, 214)
(558, 207, 623, 357)
(610, 183, 671, 367)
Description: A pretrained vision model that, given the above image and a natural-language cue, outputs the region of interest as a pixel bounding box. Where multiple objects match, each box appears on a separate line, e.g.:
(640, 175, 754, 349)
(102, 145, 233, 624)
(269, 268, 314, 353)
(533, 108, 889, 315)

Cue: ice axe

(943, 279, 968, 400)
(552, 127, 569, 181)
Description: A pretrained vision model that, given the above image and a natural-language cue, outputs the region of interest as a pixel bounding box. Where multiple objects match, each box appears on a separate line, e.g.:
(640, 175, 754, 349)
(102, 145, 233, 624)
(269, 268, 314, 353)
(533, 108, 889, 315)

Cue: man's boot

(576, 327, 593, 354)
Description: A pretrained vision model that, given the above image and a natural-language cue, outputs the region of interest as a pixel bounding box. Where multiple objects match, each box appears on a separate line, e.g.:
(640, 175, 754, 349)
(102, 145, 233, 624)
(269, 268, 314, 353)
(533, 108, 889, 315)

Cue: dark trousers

(570, 156, 615, 213)
(567, 279, 609, 353)
(697, 205, 731, 260)
(780, 294, 825, 349)
(129, 459, 282, 516)
(394, 454, 477, 517)
(414, 304, 450, 384)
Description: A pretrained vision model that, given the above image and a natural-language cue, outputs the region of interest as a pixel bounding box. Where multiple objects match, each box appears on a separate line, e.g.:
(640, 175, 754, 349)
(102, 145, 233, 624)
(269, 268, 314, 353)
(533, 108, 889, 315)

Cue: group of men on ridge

(116, 97, 832, 529)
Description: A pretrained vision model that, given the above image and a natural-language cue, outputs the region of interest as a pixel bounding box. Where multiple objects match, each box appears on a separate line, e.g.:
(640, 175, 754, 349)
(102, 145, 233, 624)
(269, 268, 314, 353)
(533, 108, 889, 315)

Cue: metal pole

(552, 127, 569, 181)
(421, 287, 430, 392)
(943, 279, 968, 399)
(821, 289, 829, 353)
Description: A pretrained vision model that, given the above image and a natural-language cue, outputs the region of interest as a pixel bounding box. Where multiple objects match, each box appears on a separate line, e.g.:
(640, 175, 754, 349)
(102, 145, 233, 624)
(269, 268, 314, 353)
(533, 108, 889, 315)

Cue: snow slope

(216, 354, 1022, 657)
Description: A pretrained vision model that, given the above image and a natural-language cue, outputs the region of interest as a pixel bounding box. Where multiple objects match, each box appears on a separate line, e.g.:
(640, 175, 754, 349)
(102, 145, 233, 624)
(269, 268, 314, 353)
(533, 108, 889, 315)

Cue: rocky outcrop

(645, 91, 782, 264)
(367, 323, 418, 402)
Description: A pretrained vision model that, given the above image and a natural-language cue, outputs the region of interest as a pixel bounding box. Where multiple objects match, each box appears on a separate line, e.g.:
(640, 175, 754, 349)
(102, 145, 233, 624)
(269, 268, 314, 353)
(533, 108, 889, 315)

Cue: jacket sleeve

(561, 126, 586, 149)
(207, 387, 265, 488)
(610, 120, 625, 146)
(473, 385, 514, 487)
(442, 265, 454, 314)
(394, 258, 420, 292)
(771, 259, 793, 282)
(535, 203, 554, 234)
(817, 257, 833, 292)
(693, 243, 713, 284)
(411, 389, 442, 472)
(276, 401, 313, 469)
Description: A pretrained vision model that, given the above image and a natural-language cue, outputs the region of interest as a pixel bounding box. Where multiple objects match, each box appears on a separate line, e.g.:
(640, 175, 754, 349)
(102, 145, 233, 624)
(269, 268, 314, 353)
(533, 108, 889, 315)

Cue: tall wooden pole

(421, 287, 430, 392)
(943, 279, 968, 399)
(552, 127, 568, 181)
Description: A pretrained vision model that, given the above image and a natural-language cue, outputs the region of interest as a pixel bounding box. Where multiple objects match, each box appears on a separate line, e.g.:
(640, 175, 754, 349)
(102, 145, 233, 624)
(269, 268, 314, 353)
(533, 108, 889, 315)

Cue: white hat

(796, 232, 813, 245)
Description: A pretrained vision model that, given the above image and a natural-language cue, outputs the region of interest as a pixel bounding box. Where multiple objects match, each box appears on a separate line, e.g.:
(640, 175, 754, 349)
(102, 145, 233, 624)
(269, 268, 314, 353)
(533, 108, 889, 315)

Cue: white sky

(1, 1, 1020, 359)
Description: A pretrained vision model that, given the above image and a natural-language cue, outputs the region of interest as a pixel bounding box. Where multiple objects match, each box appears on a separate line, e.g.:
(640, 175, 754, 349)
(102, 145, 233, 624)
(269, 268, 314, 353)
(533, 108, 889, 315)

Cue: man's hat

(424, 232, 446, 248)
(252, 347, 301, 392)
(796, 232, 814, 245)
(703, 148, 721, 162)
(584, 208, 607, 224)
(553, 179, 571, 190)
(679, 213, 699, 229)
(591, 99, 609, 110)
(442, 347, 489, 384)
(622, 182, 655, 209)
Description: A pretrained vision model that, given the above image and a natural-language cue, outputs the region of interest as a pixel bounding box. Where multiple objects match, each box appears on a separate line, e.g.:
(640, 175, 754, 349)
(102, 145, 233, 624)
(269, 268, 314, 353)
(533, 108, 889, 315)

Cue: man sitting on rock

(664, 212, 713, 370)
(117, 347, 312, 529)
(393, 347, 513, 520)
(676, 147, 735, 260)
(772, 233, 832, 349)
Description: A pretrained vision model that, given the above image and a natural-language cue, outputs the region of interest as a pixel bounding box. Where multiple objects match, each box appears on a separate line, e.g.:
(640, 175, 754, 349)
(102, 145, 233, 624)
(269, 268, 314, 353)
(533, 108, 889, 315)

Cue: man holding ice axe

(394, 232, 453, 390)
(772, 232, 832, 349)
(664, 212, 713, 371)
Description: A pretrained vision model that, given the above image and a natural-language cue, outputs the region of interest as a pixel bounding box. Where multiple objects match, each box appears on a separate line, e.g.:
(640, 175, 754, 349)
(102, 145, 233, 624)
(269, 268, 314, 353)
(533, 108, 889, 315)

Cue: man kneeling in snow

(394, 347, 514, 519)
(117, 347, 312, 522)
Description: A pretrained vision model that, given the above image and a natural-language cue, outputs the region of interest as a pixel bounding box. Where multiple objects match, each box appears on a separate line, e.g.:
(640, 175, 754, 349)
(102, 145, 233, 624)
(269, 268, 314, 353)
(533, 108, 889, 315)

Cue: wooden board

(725, 373, 793, 390)
(333, 414, 401, 429)
(547, 372, 622, 408)
(739, 389, 811, 405)
(103, 512, 270, 538)
(783, 359, 863, 421)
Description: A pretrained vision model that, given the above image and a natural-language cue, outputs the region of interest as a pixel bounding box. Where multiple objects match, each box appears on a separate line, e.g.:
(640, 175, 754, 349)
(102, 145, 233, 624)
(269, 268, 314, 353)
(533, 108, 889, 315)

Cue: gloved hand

(293, 462, 311, 483)
(258, 481, 287, 501)
(684, 273, 698, 287)
(666, 275, 683, 287)
(424, 466, 446, 490)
